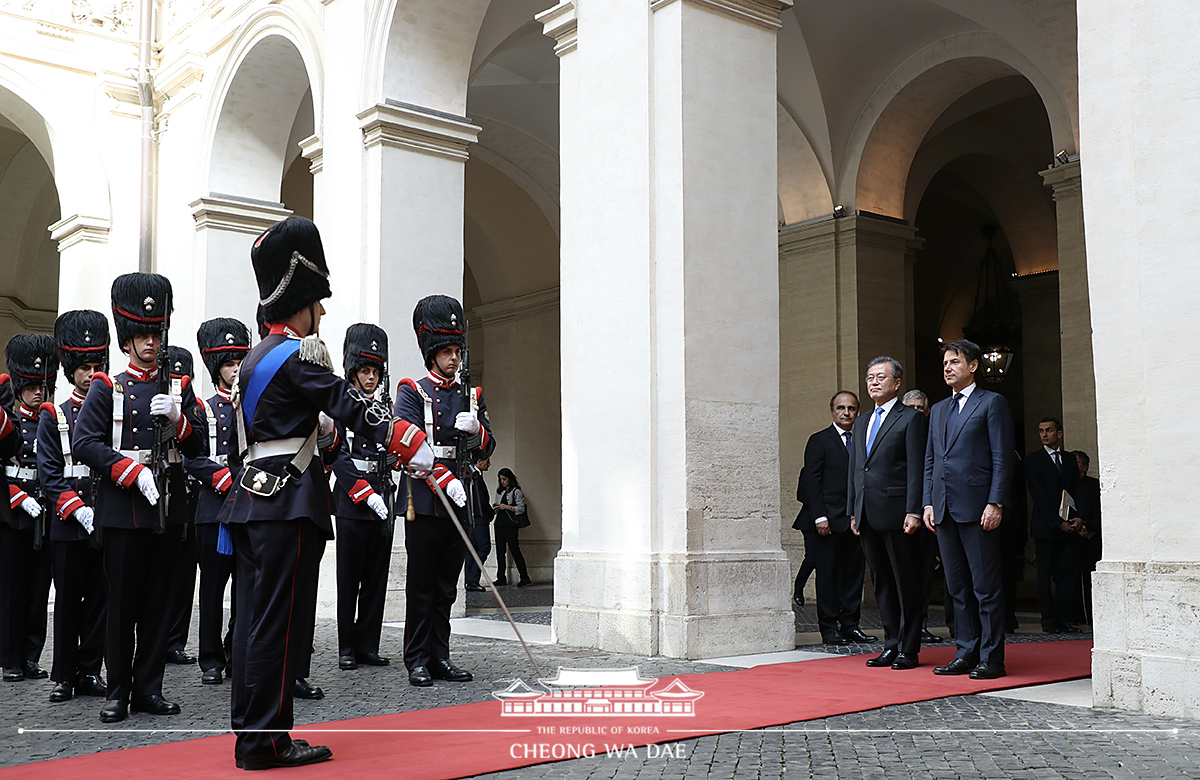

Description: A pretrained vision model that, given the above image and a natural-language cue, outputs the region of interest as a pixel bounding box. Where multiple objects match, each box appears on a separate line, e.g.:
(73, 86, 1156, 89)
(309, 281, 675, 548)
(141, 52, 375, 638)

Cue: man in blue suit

(922, 339, 1015, 680)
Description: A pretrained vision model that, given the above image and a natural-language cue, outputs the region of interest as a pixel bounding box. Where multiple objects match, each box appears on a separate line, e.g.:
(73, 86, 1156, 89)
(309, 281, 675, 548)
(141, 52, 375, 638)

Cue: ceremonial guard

(0, 334, 56, 682)
(163, 346, 200, 667)
(330, 324, 394, 671)
(74, 273, 205, 723)
(394, 295, 494, 687)
(185, 318, 249, 685)
(223, 216, 428, 770)
(36, 311, 109, 702)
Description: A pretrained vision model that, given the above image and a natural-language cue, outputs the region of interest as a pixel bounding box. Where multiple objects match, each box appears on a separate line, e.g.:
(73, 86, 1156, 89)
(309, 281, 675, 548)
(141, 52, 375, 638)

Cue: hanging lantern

(963, 226, 1020, 385)
(980, 344, 1015, 385)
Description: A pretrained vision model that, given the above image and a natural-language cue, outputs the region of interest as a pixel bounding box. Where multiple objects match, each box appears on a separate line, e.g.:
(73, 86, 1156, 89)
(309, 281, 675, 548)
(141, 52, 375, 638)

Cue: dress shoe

(821, 632, 850, 646)
(202, 668, 223, 684)
(429, 659, 472, 682)
(793, 593, 805, 608)
(3, 668, 24, 682)
(357, 652, 390, 667)
(1057, 623, 1083, 634)
(164, 649, 196, 665)
(920, 628, 944, 644)
(933, 657, 977, 676)
(492, 578, 508, 587)
(293, 678, 324, 700)
(76, 674, 106, 697)
(131, 694, 181, 715)
(241, 742, 332, 771)
(865, 649, 899, 667)
(844, 628, 878, 643)
(99, 699, 129, 723)
(49, 682, 73, 702)
(969, 662, 1006, 680)
(237, 741, 312, 769)
(21, 660, 47, 679)
(518, 577, 533, 587)
(465, 583, 486, 592)
(338, 654, 357, 670)
(408, 666, 433, 687)
(891, 653, 919, 670)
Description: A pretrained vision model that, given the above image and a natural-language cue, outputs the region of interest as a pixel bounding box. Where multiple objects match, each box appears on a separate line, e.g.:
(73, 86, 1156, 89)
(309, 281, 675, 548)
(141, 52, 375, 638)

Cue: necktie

(1053, 450, 1061, 470)
(945, 392, 964, 446)
(866, 407, 884, 456)
(844, 431, 852, 454)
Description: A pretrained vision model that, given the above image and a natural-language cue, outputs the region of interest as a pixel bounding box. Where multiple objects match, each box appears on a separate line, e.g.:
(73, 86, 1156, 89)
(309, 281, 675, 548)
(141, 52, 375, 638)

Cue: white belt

(351, 458, 380, 474)
(431, 445, 456, 459)
(213, 454, 229, 467)
(5, 466, 37, 481)
(119, 449, 181, 465)
(65, 465, 91, 479)
(247, 437, 311, 463)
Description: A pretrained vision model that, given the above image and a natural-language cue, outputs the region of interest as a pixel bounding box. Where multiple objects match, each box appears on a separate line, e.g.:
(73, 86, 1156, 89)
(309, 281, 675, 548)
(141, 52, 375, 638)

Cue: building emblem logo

(493, 667, 704, 718)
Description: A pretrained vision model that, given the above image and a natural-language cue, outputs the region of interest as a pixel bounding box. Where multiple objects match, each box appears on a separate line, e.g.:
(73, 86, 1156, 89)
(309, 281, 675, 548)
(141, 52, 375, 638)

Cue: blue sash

(242, 339, 301, 432)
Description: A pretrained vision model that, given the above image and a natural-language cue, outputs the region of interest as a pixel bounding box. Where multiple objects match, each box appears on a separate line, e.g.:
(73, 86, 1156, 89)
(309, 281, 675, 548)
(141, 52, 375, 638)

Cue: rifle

(31, 376, 48, 551)
(457, 323, 474, 529)
(150, 289, 171, 534)
(378, 361, 396, 537)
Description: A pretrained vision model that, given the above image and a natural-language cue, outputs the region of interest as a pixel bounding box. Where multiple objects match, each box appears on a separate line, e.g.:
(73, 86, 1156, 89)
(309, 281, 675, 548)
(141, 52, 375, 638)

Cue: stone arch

(842, 30, 1075, 218)
(777, 102, 833, 224)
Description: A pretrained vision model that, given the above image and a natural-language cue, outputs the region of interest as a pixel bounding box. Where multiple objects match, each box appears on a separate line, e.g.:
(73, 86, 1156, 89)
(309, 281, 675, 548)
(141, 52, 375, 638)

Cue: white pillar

(546, 0, 794, 659)
(1081, 0, 1200, 718)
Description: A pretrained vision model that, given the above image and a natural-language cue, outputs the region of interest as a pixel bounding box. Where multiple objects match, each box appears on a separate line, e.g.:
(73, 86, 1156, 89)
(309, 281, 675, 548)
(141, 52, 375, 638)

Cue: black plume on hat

(412, 295, 465, 368)
(54, 309, 109, 380)
(111, 273, 172, 352)
(6, 333, 57, 393)
(251, 216, 331, 323)
(168, 346, 193, 380)
(197, 318, 251, 385)
(343, 323, 388, 381)
(255, 304, 271, 340)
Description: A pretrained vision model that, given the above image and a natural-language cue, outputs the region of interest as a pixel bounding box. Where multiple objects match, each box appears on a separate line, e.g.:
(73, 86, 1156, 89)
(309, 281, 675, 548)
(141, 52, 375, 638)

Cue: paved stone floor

(3, 587, 1193, 779)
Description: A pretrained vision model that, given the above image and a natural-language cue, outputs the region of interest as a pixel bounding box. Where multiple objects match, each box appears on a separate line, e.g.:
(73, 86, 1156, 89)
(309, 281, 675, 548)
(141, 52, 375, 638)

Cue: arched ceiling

(0, 123, 60, 341)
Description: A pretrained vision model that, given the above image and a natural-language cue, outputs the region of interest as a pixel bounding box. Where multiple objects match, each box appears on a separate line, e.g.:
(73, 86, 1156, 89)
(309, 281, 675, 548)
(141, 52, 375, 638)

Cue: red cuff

(175, 414, 192, 441)
(478, 426, 490, 450)
(386, 419, 426, 462)
(9, 484, 29, 509)
(111, 458, 144, 488)
(57, 491, 85, 520)
(212, 467, 232, 493)
(348, 479, 375, 504)
(426, 463, 456, 493)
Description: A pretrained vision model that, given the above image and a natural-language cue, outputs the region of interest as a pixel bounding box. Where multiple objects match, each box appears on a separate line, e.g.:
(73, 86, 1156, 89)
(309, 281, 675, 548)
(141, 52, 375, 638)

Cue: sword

(414, 469, 544, 679)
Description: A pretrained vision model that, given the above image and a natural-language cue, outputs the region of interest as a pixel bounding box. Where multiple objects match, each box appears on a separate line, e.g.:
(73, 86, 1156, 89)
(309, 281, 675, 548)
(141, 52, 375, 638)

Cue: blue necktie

(844, 431, 852, 454)
(945, 392, 964, 446)
(866, 407, 884, 456)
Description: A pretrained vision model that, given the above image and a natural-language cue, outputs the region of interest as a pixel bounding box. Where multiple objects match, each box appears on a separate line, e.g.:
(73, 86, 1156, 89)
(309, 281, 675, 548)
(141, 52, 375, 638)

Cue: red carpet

(6, 641, 1090, 779)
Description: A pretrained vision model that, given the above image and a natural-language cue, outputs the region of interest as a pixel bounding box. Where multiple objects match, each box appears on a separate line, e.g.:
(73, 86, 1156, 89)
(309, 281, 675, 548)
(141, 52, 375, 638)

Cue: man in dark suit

(1072, 450, 1101, 624)
(794, 391, 875, 645)
(923, 339, 1015, 680)
(848, 357, 928, 670)
(1026, 417, 1082, 633)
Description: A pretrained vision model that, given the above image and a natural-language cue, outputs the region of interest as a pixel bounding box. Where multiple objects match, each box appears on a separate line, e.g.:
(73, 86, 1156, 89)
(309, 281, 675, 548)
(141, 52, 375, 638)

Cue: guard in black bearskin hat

(222, 216, 427, 770)
(328, 324, 394, 672)
(185, 318, 249, 686)
(394, 295, 494, 687)
(73, 272, 205, 723)
(36, 311, 109, 702)
(162, 346, 200, 667)
(0, 333, 56, 684)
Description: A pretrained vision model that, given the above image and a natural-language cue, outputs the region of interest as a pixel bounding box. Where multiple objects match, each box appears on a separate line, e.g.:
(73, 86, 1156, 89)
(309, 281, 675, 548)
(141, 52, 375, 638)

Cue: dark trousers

(196, 523, 234, 673)
(50, 540, 106, 684)
(494, 524, 528, 584)
(793, 531, 818, 599)
(999, 525, 1026, 630)
(917, 526, 940, 626)
(805, 528, 865, 636)
(1035, 536, 1081, 630)
(335, 516, 393, 658)
(102, 527, 183, 702)
(403, 513, 464, 670)
(858, 515, 922, 656)
(165, 524, 198, 654)
(463, 518, 492, 586)
(230, 518, 323, 760)
(0, 525, 52, 669)
(938, 516, 1006, 664)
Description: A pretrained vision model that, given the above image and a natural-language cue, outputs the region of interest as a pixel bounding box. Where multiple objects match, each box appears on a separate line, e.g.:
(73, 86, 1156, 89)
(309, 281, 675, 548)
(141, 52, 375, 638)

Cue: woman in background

(492, 469, 531, 587)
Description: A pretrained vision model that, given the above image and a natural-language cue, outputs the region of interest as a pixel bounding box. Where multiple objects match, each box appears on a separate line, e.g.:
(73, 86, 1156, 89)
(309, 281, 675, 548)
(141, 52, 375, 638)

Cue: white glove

(319, 412, 335, 436)
(366, 492, 388, 520)
(409, 441, 435, 475)
(20, 497, 41, 517)
(446, 476, 467, 507)
(454, 410, 481, 436)
(74, 506, 95, 534)
(136, 468, 160, 505)
(150, 393, 182, 425)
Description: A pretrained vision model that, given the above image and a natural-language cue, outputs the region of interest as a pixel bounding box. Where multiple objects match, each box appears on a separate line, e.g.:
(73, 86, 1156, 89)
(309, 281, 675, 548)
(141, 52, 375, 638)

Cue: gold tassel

(405, 472, 416, 522)
(298, 335, 334, 371)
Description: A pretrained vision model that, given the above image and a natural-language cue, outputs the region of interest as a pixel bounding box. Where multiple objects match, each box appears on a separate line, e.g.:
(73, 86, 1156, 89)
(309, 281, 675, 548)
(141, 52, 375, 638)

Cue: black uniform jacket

(0, 376, 21, 530)
(73, 364, 205, 529)
(36, 390, 94, 542)
(393, 374, 495, 518)
(184, 390, 238, 525)
(329, 424, 387, 521)
(5, 405, 43, 532)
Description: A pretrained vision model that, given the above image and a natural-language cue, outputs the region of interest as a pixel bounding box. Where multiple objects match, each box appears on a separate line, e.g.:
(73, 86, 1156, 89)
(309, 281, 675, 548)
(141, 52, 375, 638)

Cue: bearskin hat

(6, 334, 57, 393)
(343, 323, 388, 381)
(111, 273, 172, 352)
(255, 304, 271, 340)
(168, 346, 193, 380)
(251, 216, 331, 323)
(412, 295, 465, 368)
(197, 318, 251, 385)
(54, 309, 110, 380)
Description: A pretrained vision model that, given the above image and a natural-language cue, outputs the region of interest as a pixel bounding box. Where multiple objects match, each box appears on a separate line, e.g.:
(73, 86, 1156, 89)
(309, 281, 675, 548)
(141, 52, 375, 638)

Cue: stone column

(1011, 272, 1062, 451)
(546, 0, 793, 660)
(1080, 0, 1200, 718)
(51, 215, 112, 315)
(1040, 161, 1098, 464)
